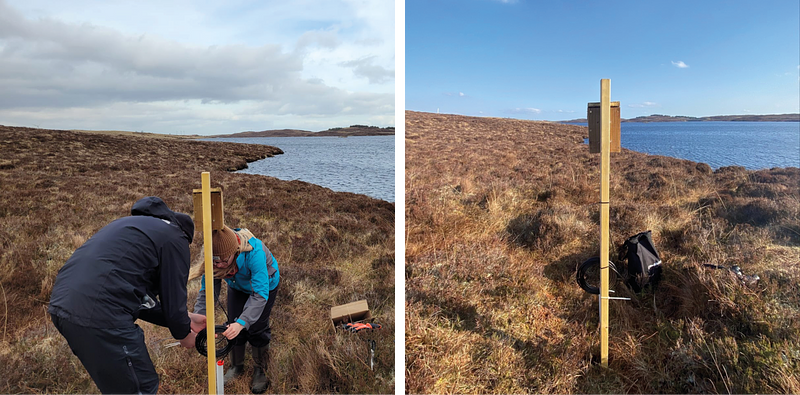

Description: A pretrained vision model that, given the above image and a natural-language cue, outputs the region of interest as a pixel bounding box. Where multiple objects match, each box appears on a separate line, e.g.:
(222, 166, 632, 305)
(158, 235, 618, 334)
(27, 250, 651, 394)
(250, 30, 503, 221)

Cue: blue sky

(406, 0, 800, 120)
(0, 0, 394, 135)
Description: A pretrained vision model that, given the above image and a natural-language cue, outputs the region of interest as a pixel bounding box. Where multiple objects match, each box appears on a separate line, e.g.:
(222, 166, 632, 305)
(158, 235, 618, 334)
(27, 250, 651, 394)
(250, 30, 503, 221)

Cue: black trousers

(227, 285, 278, 348)
(51, 314, 159, 395)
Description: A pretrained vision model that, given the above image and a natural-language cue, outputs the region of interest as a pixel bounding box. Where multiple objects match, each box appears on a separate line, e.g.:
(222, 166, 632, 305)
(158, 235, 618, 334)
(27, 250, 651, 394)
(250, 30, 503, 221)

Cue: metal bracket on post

(599, 269, 630, 301)
(597, 289, 631, 320)
(602, 296, 632, 301)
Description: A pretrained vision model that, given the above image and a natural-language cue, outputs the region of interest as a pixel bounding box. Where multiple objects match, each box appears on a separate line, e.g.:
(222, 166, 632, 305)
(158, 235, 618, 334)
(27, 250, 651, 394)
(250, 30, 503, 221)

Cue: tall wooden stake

(201, 172, 218, 393)
(599, 79, 611, 368)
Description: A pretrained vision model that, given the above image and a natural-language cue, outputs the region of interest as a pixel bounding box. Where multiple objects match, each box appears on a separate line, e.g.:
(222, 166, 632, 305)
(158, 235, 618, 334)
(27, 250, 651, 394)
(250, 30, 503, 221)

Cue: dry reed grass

(405, 111, 799, 394)
(0, 125, 394, 394)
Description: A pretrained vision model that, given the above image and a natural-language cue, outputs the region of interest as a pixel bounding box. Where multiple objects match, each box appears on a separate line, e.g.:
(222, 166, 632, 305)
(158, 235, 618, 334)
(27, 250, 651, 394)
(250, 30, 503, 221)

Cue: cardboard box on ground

(330, 300, 372, 330)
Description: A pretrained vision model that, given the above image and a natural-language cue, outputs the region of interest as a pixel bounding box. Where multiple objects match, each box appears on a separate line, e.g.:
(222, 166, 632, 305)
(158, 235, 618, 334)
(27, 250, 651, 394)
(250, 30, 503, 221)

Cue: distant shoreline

(208, 125, 395, 138)
(561, 113, 800, 123)
(60, 125, 395, 139)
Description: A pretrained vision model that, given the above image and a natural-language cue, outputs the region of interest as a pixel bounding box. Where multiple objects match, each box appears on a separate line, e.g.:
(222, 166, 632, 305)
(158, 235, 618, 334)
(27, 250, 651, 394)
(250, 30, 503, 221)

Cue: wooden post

(599, 79, 611, 368)
(201, 172, 217, 394)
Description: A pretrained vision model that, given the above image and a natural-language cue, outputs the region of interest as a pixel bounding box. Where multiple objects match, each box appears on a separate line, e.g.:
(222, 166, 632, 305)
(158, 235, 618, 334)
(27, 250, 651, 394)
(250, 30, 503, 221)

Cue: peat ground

(0, 125, 395, 394)
(405, 111, 799, 394)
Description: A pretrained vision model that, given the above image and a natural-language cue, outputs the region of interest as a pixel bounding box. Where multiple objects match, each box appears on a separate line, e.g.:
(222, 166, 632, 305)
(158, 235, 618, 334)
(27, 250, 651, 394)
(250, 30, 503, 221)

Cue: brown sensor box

(587, 101, 621, 153)
(330, 299, 372, 328)
(192, 187, 224, 231)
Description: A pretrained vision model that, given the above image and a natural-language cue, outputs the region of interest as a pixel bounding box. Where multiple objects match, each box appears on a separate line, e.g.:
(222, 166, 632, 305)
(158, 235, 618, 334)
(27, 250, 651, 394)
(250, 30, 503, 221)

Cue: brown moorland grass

(0, 125, 394, 394)
(405, 110, 799, 394)
(69, 129, 203, 139)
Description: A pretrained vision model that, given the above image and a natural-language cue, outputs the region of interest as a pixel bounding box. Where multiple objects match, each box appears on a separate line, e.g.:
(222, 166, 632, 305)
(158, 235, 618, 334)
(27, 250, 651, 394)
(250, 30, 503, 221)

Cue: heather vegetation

(405, 111, 799, 393)
(0, 125, 394, 394)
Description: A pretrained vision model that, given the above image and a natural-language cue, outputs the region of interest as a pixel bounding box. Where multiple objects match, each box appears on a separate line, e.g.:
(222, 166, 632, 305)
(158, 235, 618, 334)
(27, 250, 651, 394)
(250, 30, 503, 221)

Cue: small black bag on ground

(619, 230, 662, 292)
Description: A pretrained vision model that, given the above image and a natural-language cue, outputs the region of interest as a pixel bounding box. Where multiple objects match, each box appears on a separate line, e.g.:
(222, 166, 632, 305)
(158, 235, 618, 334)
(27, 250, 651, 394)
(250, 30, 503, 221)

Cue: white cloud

(338, 56, 394, 84)
(671, 60, 689, 68)
(296, 29, 341, 50)
(628, 101, 659, 108)
(508, 108, 542, 114)
(0, 0, 394, 134)
(459, 92, 465, 97)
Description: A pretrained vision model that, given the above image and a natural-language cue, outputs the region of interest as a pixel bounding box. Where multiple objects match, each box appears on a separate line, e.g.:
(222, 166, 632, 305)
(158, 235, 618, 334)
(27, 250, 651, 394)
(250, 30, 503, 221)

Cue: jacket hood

(131, 196, 195, 243)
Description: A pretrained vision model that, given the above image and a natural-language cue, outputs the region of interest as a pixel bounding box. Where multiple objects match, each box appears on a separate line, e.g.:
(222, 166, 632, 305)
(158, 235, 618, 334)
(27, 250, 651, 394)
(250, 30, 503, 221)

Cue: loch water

(205, 136, 395, 202)
(579, 122, 799, 170)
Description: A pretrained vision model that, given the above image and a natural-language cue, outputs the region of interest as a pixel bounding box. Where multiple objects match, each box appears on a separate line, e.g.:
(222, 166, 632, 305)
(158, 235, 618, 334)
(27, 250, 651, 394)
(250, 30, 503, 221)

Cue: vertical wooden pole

(202, 172, 217, 394)
(599, 79, 611, 368)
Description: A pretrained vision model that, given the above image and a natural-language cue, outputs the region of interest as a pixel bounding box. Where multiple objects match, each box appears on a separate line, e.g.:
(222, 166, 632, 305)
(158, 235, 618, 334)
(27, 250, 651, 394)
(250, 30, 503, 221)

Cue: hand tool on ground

(342, 322, 382, 333)
(339, 321, 383, 370)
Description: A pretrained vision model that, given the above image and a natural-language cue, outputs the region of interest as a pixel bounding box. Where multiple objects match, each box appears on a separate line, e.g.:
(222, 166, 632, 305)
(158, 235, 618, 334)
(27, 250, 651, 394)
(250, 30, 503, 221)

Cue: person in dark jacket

(48, 196, 207, 395)
(190, 225, 280, 394)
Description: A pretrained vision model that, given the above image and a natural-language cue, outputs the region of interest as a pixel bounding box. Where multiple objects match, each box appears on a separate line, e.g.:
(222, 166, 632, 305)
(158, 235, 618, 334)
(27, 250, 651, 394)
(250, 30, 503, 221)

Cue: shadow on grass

(407, 289, 481, 332)
(543, 249, 598, 288)
(408, 286, 580, 386)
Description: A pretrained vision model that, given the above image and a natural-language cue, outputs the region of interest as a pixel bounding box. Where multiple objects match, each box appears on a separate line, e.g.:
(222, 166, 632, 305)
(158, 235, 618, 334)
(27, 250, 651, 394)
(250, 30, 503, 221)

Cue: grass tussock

(405, 111, 799, 394)
(0, 125, 394, 394)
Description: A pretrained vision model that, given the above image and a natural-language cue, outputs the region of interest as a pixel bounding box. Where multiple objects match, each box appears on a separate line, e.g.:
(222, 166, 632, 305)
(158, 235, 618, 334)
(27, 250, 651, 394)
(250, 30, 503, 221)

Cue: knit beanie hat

(212, 226, 239, 260)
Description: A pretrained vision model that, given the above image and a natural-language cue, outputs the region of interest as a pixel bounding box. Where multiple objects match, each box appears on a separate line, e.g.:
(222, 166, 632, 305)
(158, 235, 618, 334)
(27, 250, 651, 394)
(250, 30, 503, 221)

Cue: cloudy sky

(406, 0, 799, 120)
(0, 0, 394, 135)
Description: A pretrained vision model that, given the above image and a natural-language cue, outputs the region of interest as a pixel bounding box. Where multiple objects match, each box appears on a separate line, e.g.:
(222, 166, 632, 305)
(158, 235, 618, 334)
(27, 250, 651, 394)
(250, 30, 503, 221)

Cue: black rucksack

(619, 230, 662, 292)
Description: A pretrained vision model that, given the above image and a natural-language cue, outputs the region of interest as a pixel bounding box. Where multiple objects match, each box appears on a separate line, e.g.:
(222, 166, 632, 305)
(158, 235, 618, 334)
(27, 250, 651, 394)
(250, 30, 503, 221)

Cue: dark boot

(250, 345, 270, 394)
(223, 344, 245, 384)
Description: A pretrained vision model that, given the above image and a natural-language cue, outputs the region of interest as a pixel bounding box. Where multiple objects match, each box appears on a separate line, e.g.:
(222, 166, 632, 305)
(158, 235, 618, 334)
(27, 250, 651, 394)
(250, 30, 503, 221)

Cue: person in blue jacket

(48, 196, 207, 394)
(191, 225, 280, 394)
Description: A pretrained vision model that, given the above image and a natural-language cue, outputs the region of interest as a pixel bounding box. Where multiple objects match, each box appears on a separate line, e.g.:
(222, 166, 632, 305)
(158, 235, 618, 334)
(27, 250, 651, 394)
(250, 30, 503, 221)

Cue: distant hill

(210, 128, 312, 137)
(211, 125, 395, 138)
(562, 113, 800, 123)
(625, 113, 800, 122)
